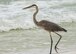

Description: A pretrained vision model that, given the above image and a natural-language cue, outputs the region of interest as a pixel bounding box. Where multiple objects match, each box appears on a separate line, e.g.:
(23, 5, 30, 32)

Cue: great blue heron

(23, 4, 67, 54)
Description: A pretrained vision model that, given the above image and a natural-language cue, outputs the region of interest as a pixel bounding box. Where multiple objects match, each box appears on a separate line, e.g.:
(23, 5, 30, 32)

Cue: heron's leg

(54, 32, 62, 53)
(49, 32, 53, 54)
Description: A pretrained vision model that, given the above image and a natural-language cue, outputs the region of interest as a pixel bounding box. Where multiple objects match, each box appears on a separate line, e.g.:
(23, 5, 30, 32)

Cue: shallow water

(0, 22, 76, 54)
(0, 0, 76, 54)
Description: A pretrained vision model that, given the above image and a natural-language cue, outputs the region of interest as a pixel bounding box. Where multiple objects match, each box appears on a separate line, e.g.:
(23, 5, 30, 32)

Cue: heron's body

(23, 4, 67, 54)
(37, 20, 67, 32)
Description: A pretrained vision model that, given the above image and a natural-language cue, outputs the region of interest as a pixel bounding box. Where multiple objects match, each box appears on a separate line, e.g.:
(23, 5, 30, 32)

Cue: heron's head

(23, 4, 37, 10)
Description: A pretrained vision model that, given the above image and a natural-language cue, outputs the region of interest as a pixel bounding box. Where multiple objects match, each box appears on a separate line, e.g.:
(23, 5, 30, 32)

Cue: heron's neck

(33, 5, 38, 25)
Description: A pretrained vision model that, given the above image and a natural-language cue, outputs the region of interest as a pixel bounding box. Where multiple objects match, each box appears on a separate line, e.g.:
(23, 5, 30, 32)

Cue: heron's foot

(55, 46, 59, 53)
(50, 52, 52, 54)
(49, 49, 52, 54)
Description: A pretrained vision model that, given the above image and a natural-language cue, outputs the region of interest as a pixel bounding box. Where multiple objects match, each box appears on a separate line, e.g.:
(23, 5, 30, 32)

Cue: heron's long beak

(23, 5, 33, 10)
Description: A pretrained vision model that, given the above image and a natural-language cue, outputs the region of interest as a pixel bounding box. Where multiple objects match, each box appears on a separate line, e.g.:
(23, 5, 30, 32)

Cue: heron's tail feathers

(62, 28, 67, 32)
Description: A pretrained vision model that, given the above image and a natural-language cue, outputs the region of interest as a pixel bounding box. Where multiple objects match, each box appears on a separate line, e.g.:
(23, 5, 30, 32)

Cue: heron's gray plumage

(37, 20, 67, 32)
